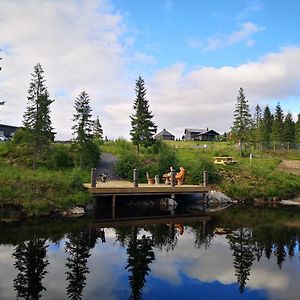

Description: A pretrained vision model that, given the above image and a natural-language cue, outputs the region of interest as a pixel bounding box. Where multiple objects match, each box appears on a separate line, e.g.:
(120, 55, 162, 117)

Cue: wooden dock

(84, 180, 210, 196)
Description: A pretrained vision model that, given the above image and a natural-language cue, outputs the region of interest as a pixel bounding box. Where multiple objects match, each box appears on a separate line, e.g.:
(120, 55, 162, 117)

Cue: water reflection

(13, 238, 49, 299)
(1, 204, 300, 299)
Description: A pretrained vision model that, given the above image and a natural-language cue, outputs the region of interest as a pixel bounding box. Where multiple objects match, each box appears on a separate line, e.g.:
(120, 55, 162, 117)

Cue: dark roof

(0, 123, 20, 130)
(184, 128, 207, 134)
(197, 129, 220, 136)
(155, 129, 175, 137)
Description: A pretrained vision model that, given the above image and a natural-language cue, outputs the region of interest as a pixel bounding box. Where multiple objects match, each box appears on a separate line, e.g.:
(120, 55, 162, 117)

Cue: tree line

(231, 87, 300, 155)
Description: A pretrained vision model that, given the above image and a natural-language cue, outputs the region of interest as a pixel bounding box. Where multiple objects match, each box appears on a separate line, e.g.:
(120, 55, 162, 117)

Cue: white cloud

(189, 22, 265, 52)
(146, 47, 300, 138)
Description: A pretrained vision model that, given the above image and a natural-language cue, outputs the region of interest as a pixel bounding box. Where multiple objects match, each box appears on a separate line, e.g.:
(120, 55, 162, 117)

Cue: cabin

(155, 129, 175, 141)
(183, 128, 220, 141)
(0, 124, 20, 139)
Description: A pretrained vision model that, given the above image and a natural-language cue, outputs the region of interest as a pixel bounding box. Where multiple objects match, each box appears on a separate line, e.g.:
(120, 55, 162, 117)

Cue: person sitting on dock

(163, 166, 174, 184)
(175, 167, 185, 185)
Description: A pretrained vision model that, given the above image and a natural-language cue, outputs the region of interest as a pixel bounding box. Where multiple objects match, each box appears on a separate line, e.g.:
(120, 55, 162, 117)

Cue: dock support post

(112, 195, 116, 219)
(91, 168, 97, 188)
(170, 167, 176, 187)
(133, 168, 139, 187)
(203, 170, 208, 187)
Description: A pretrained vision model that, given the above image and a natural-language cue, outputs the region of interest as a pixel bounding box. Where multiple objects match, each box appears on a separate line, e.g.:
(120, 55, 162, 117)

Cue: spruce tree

(72, 91, 99, 168)
(23, 63, 54, 169)
(283, 112, 295, 146)
(252, 104, 262, 146)
(130, 76, 157, 154)
(93, 115, 104, 145)
(271, 102, 284, 146)
(295, 113, 300, 145)
(231, 87, 252, 156)
(259, 105, 273, 147)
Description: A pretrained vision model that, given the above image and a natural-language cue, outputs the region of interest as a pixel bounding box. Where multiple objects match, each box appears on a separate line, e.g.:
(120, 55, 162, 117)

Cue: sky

(1, 0, 300, 140)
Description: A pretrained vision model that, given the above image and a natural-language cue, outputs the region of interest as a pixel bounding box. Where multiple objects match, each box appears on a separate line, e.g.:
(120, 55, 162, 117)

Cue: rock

(208, 190, 232, 203)
(63, 206, 85, 216)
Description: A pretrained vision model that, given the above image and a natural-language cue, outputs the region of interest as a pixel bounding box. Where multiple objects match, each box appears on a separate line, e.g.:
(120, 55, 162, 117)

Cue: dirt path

(277, 160, 300, 175)
(96, 153, 121, 180)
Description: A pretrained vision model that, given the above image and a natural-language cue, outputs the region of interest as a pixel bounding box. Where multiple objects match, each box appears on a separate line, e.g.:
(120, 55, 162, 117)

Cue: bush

(116, 152, 140, 180)
(187, 158, 219, 184)
(68, 168, 84, 189)
(47, 145, 74, 169)
(157, 143, 179, 174)
(73, 140, 101, 169)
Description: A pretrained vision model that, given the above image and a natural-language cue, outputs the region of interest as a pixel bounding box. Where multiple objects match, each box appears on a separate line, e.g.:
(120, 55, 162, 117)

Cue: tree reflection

(126, 227, 155, 300)
(65, 230, 92, 300)
(13, 238, 49, 300)
(227, 228, 254, 294)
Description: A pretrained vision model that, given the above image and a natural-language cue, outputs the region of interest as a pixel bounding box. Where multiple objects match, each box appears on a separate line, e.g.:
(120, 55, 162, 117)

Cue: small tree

(271, 102, 284, 146)
(252, 104, 262, 147)
(130, 76, 157, 154)
(92, 115, 104, 145)
(72, 91, 99, 168)
(231, 88, 252, 156)
(259, 105, 273, 148)
(283, 112, 295, 146)
(22, 63, 54, 169)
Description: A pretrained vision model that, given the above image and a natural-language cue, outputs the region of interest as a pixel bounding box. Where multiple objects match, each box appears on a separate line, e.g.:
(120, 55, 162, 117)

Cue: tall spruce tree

(23, 63, 54, 169)
(271, 102, 284, 145)
(259, 105, 273, 147)
(295, 113, 300, 145)
(130, 76, 157, 154)
(283, 112, 295, 146)
(72, 91, 99, 168)
(231, 87, 252, 156)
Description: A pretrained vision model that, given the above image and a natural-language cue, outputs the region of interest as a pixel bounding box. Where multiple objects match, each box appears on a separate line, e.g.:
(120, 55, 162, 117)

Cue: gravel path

(96, 153, 121, 180)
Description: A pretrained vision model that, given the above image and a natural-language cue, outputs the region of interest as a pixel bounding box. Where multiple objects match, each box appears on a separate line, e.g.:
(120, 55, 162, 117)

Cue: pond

(1, 199, 300, 300)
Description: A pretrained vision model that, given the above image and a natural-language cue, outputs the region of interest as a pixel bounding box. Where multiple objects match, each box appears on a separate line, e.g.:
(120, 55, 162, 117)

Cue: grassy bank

(103, 139, 300, 201)
(0, 143, 93, 216)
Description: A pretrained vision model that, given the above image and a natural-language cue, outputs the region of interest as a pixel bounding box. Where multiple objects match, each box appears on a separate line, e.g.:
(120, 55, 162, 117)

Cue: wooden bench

(213, 157, 237, 165)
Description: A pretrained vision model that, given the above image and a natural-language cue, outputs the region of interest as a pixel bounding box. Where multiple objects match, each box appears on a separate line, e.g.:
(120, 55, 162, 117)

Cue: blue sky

(1, 0, 300, 139)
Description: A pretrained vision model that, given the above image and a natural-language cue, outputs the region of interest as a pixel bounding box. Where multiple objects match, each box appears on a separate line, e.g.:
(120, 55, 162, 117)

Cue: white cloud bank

(0, 1, 300, 140)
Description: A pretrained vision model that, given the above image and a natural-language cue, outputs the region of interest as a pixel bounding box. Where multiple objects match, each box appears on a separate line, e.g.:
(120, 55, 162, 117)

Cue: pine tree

(295, 113, 300, 144)
(259, 105, 273, 147)
(231, 88, 252, 156)
(271, 102, 284, 145)
(283, 112, 295, 146)
(72, 91, 99, 168)
(93, 115, 104, 145)
(130, 76, 157, 154)
(22, 63, 54, 169)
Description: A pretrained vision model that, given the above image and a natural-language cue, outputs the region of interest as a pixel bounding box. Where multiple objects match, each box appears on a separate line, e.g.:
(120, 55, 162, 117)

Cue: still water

(1, 199, 300, 300)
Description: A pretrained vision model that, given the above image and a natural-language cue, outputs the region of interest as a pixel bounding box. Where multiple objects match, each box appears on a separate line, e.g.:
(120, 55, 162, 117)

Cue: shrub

(187, 158, 219, 184)
(47, 145, 74, 169)
(68, 168, 84, 189)
(157, 143, 179, 174)
(116, 152, 140, 180)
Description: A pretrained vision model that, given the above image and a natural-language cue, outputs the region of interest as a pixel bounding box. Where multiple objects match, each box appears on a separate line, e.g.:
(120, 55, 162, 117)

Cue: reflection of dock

(84, 180, 210, 196)
(90, 213, 211, 228)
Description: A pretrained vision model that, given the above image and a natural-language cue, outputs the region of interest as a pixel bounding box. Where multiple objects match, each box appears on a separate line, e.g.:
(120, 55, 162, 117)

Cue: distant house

(155, 129, 175, 141)
(183, 128, 220, 141)
(0, 124, 20, 139)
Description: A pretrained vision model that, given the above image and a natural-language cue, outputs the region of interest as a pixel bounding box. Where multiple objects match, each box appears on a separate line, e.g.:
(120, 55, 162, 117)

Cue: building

(0, 124, 20, 139)
(183, 128, 220, 141)
(154, 129, 175, 140)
